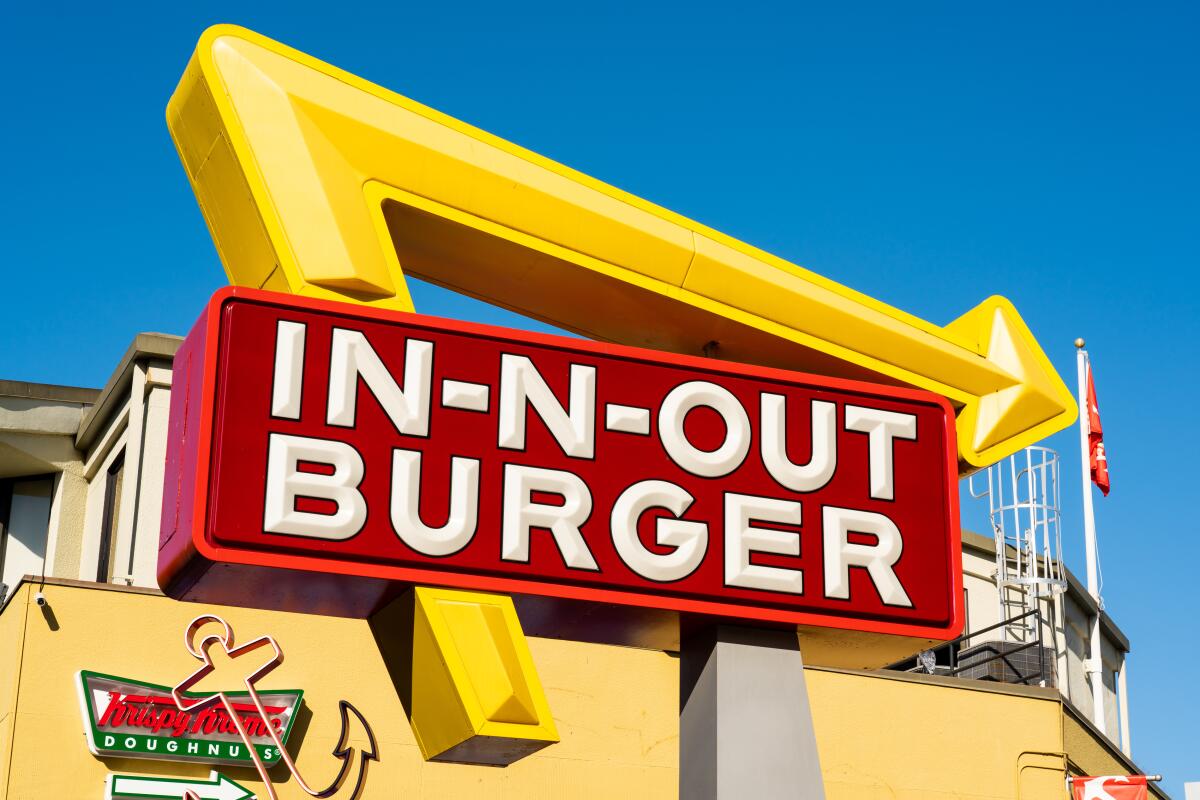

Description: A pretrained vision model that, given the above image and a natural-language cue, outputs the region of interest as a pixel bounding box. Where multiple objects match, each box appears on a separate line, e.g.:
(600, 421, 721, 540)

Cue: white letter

(822, 506, 911, 607)
(761, 395, 837, 492)
(844, 405, 917, 500)
(610, 480, 708, 582)
(271, 320, 306, 419)
(390, 449, 479, 556)
(724, 493, 804, 594)
(327, 329, 433, 436)
(659, 382, 750, 477)
(263, 433, 366, 540)
(501, 464, 597, 570)
(498, 355, 596, 458)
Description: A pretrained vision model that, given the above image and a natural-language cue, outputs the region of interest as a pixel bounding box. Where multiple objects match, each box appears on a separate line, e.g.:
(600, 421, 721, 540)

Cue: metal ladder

(969, 446, 1068, 644)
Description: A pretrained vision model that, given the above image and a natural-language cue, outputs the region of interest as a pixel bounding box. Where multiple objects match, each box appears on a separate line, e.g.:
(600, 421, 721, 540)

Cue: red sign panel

(1070, 777, 1149, 800)
(160, 288, 962, 640)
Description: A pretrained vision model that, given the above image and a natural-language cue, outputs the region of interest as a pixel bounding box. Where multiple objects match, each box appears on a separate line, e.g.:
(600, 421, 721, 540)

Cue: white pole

(1075, 340, 1107, 735)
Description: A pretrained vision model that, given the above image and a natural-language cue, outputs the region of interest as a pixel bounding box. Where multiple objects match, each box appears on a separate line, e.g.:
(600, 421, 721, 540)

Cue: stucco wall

(1, 582, 679, 800)
(1, 581, 1157, 800)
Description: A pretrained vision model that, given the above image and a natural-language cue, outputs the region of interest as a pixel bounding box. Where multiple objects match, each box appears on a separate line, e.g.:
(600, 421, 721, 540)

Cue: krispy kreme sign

(77, 670, 300, 766)
(159, 289, 961, 639)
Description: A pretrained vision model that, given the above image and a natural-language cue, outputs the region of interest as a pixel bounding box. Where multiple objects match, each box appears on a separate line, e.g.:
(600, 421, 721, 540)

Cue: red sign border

(166, 287, 964, 641)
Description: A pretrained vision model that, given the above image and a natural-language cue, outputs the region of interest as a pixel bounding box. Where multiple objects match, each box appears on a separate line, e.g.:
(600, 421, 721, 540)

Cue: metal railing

(967, 447, 1067, 645)
(885, 609, 1049, 687)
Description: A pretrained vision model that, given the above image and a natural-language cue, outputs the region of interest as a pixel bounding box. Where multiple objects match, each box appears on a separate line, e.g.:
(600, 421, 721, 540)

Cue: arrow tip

(948, 296, 1077, 468)
(334, 699, 379, 761)
(214, 772, 255, 800)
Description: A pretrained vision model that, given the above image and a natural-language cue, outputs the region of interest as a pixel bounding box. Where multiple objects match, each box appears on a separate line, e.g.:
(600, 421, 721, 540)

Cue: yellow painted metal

(0, 581, 1154, 799)
(168, 28, 561, 767)
(167, 24, 1076, 471)
(408, 587, 558, 764)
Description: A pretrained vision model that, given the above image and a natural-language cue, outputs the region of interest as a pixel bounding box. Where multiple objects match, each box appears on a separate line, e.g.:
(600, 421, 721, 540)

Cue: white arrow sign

(106, 770, 254, 800)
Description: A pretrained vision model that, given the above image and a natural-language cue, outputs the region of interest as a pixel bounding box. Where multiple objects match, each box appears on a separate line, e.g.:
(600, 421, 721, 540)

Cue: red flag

(1087, 362, 1111, 496)
(1070, 775, 1148, 800)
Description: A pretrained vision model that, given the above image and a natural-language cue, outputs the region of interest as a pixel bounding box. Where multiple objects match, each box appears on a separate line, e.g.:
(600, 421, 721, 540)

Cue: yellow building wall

(0, 588, 29, 799)
(1, 582, 678, 800)
(1062, 709, 1150, 785)
(3, 580, 1148, 800)
(807, 668, 1066, 799)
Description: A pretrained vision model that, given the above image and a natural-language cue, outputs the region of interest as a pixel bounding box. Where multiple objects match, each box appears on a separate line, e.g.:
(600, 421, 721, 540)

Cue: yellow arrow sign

(167, 25, 1075, 471)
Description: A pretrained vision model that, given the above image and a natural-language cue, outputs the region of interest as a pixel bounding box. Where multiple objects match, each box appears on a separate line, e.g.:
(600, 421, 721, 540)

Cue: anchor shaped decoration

(172, 615, 377, 800)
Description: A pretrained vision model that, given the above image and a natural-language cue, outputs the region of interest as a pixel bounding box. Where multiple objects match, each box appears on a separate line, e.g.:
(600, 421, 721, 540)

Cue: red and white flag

(1070, 775, 1148, 800)
(1086, 361, 1111, 496)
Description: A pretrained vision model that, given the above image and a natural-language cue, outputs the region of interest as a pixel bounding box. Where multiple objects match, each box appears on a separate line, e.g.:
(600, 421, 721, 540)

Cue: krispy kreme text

(159, 289, 961, 638)
(76, 671, 301, 767)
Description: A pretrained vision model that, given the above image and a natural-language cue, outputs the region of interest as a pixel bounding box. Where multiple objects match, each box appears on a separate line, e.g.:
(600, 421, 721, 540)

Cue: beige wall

(127, 365, 173, 586)
(1062, 593, 1091, 707)
(75, 361, 174, 588)
(78, 425, 128, 583)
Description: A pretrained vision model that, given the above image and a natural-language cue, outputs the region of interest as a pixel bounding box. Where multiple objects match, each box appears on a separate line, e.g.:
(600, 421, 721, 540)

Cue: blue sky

(3, 1, 1197, 792)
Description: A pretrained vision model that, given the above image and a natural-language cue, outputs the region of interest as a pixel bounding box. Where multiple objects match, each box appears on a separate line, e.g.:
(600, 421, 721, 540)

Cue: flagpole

(1075, 338, 1106, 735)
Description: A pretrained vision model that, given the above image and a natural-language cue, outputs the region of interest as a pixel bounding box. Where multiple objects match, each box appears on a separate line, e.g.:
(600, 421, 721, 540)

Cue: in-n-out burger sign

(160, 289, 962, 640)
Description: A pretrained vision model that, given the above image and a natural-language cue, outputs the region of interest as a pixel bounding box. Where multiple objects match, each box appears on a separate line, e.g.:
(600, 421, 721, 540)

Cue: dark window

(96, 452, 125, 582)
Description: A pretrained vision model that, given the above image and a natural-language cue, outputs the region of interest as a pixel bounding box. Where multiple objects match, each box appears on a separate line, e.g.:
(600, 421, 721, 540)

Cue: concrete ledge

(0, 575, 164, 615)
(0, 397, 90, 436)
(76, 333, 182, 452)
(0, 381, 99, 404)
(810, 662, 1062, 702)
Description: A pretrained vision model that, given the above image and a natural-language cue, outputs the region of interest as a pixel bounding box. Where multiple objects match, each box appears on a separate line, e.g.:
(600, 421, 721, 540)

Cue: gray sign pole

(680, 625, 826, 799)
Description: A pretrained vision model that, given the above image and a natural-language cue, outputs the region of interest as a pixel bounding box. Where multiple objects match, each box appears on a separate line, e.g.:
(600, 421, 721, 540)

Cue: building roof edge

(0, 380, 100, 404)
(75, 333, 182, 452)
